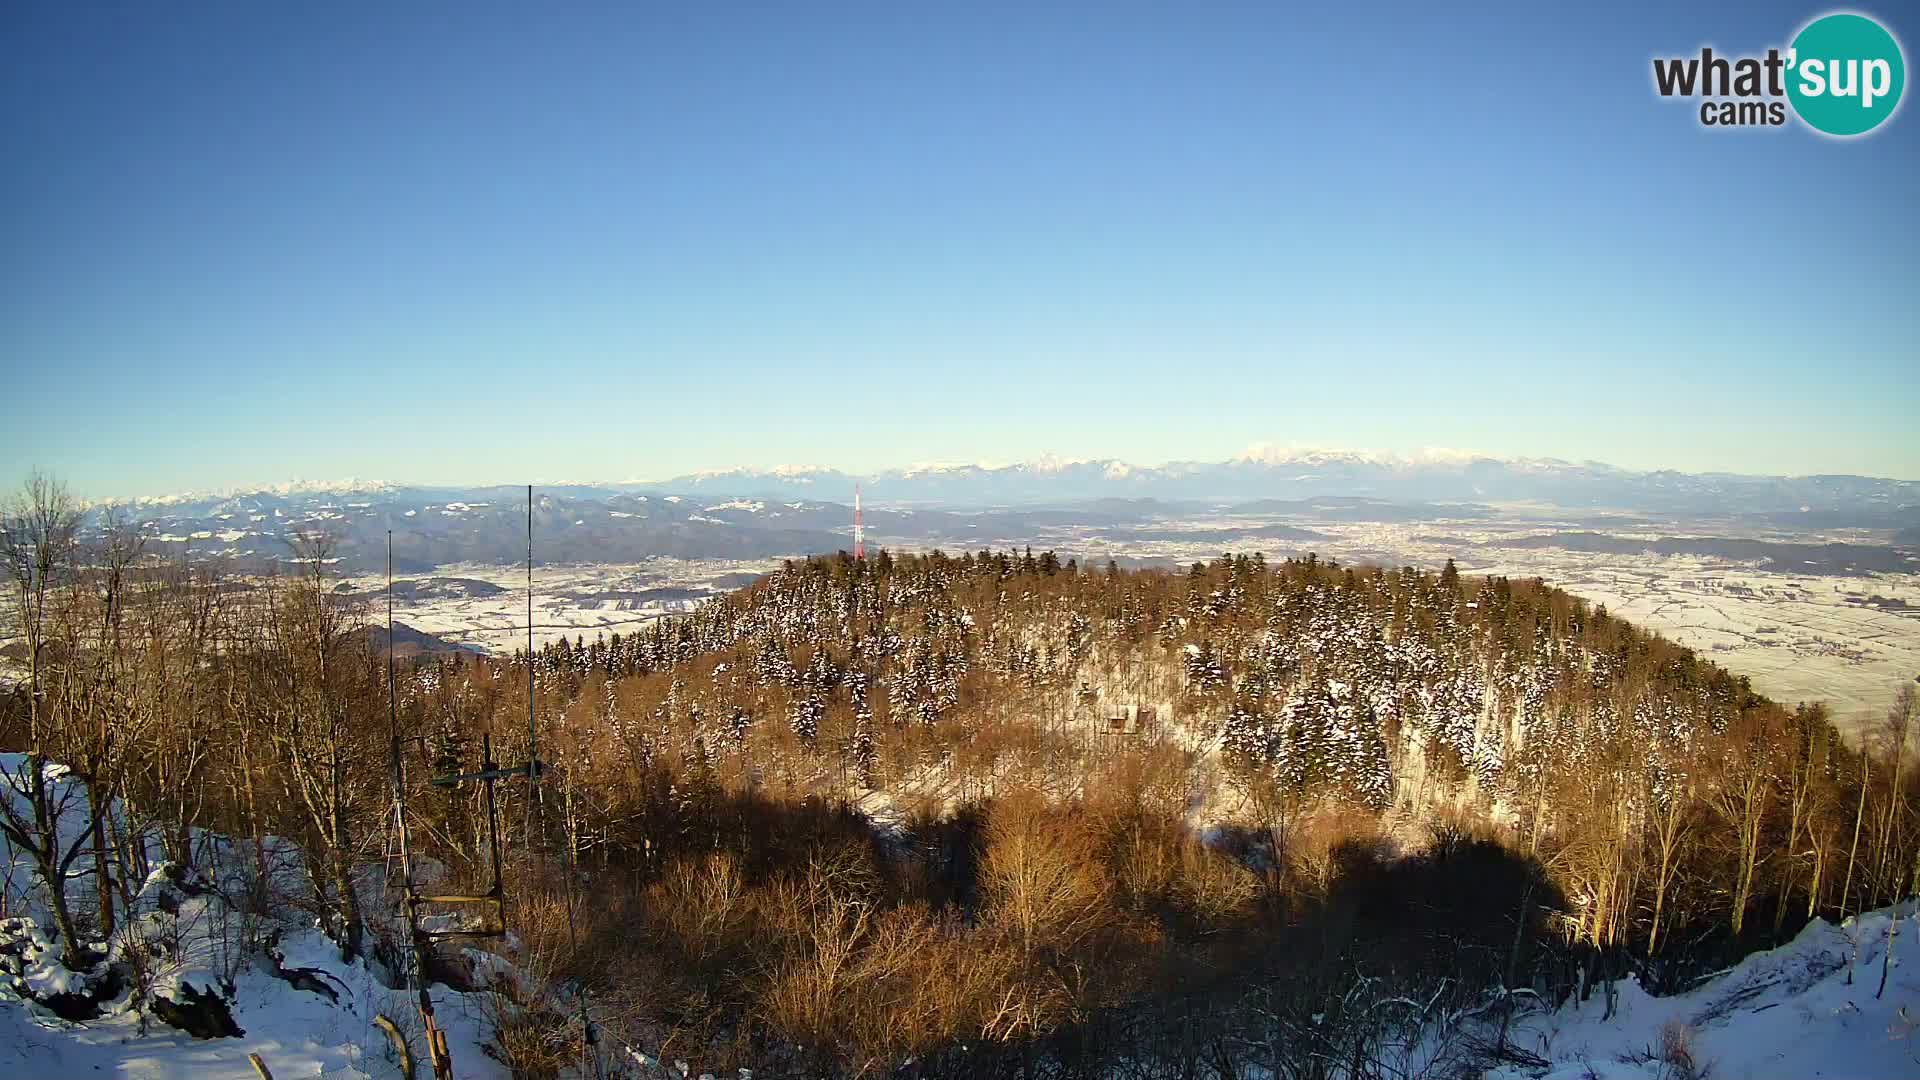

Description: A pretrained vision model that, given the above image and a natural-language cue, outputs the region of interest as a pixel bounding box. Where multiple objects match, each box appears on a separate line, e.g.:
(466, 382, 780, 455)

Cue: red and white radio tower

(853, 484, 865, 560)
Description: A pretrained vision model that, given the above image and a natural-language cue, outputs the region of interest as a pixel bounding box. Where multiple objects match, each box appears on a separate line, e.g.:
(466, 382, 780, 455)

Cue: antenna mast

(389, 497, 548, 1077)
(528, 483, 537, 786)
(386, 532, 456, 1080)
(378, 490, 595, 1077)
(854, 484, 864, 561)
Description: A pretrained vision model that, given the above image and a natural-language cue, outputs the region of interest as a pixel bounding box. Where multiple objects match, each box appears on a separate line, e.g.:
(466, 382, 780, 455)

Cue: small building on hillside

(1100, 702, 1158, 736)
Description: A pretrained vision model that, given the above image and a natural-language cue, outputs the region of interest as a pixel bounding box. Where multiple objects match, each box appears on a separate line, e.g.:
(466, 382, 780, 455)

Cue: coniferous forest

(4, 473, 1918, 1078)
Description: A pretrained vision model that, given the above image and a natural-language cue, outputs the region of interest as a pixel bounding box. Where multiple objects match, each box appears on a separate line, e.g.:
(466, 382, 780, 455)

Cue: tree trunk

(20, 758, 91, 969)
(1731, 814, 1759, 939)
(1877, 904, 1898, 999)
(1806, 836, 1826, 921)
(1842, 759, 1869, 917)
(88, 784, 115, 938)
(330, 804, 363, 962)
(1773, 862, 1796, 936)
(44, 869, 87, 969)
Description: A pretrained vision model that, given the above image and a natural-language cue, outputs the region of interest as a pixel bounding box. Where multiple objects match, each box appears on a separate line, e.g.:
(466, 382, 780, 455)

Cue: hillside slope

(7, 548, 1913, 1077)
(7, 738, 1918, 1080)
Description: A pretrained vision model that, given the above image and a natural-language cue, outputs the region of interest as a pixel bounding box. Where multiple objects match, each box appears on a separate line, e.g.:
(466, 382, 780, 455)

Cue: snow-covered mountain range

(80, 448, 1918, 576)
(660, 447, 1917, 515)
(130, 447, 1919, 517)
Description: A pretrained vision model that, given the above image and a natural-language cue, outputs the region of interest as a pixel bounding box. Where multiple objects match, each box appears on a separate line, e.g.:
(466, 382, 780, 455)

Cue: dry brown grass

(480, 992, 574, 1080)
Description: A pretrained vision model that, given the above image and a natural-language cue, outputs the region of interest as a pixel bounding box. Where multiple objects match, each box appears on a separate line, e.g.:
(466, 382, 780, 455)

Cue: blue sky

(4, 2, 1915, 497)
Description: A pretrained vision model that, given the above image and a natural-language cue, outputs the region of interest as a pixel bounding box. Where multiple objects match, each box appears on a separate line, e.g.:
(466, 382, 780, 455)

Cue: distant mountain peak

(1022, 453, 1097, 473)
(1230, 443, 1534, 470)
(120, 447, 1917, 512)
(680, 464, 841, 484)
(123, 477, 399, 508)
(633, 449, 1916, 511)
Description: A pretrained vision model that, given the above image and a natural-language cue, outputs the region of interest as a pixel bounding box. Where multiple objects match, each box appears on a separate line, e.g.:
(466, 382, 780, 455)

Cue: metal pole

(483, 734, 505, 913)
(387, 531, 395, 735)
(388, 532, 453, 1080)
(521, 485, 536, 907)
(528, 485, 537, 788)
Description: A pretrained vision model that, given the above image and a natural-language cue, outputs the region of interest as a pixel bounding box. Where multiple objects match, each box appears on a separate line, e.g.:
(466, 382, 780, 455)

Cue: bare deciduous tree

(0, 471, 93, 965)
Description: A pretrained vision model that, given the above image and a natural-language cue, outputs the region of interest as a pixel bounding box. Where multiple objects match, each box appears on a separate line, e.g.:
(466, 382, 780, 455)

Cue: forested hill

(496, 548, 1899, 982)
(532, 547, 1781, 819)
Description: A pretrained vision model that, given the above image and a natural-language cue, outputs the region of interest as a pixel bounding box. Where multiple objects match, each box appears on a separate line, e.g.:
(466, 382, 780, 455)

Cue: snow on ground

(1051, 517, 1920, 743)
(0, 924, 503, 1080)
(1, 753, 509, 1080)
(334, 559, 783, 653)
(1490, 906, 1920, 1080)
(1538, 570, 1920, 742)
(8, 749, 1920, 1078)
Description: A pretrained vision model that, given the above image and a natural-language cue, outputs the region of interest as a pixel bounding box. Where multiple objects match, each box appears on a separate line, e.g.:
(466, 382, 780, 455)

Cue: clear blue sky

(4, 2, 1915, 497)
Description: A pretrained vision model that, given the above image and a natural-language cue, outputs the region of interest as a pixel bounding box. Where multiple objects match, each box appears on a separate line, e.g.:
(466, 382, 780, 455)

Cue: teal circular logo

(1787, 13, 1906, 136)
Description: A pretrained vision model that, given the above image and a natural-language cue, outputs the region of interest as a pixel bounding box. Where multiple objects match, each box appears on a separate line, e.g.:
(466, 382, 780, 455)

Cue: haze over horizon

(53, 440, 1920, 505)
(6, 2, 1916, 496)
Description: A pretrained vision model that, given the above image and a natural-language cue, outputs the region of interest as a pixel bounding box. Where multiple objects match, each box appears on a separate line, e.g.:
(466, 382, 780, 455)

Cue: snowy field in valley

(1352, 524, 1920, 742)
(331, 557, 783, 654)
(1038, 516, 1920, 742)
(1495, 565, 1920, 739)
